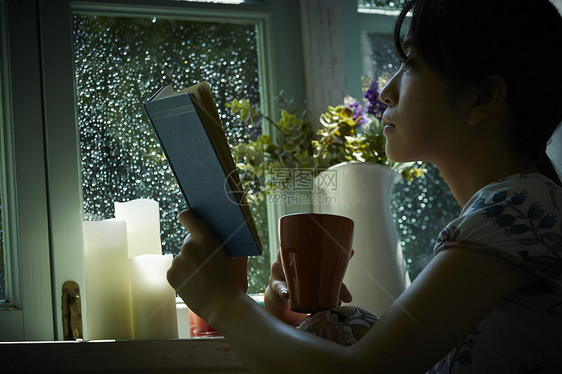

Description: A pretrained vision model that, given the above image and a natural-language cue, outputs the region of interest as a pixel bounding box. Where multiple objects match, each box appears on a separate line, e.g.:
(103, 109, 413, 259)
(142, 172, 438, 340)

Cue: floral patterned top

(430, 174, 562, 373)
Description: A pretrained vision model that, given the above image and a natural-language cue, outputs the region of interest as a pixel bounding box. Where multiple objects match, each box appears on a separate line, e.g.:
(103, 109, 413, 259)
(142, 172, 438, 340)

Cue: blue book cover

(143, 82, 262, 257)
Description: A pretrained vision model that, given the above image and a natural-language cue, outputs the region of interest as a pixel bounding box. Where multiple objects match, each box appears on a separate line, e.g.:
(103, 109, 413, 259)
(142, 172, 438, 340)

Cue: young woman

(167, 0, 562, 372)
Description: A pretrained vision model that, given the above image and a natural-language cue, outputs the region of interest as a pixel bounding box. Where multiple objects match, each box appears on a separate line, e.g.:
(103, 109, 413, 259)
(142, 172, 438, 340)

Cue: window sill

(1, 297, 261, 372)
(1, 338, 248, 373)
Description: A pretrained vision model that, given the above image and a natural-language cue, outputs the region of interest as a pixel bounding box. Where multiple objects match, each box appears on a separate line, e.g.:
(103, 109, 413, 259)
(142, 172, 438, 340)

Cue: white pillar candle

(114, 199, 162, 258)
(130, 254, 178, 339)
(83, 219, 133, 340)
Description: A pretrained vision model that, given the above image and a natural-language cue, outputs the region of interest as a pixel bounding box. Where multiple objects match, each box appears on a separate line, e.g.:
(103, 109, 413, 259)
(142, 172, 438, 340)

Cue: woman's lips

(382, 117, 396, 132)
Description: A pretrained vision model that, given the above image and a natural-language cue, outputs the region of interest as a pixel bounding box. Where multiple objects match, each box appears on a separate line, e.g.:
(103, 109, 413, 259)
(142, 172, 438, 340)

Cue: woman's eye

(399, 57, 414, 72)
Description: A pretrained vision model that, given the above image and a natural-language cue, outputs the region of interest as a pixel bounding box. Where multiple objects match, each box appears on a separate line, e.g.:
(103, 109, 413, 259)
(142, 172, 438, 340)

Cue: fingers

(170, 210, 244, 317)
(271, 280, 289, 300)
(178, 209, 247, 293)
(339, 250, 354, 303)
(178, 210, 223, 255)
(269, 249, 289, 299)
(270, 254, 289, 299)
(270, 252, 285, 280)
(178, 209, 210, 238)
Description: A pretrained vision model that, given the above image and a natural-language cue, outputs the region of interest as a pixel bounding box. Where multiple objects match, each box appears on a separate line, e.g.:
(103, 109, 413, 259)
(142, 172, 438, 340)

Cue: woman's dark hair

(394, 0, 562, 185)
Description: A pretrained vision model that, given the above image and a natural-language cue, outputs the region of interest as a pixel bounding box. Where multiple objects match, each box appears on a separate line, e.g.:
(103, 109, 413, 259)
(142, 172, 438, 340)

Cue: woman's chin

(385, 148, 414, 164)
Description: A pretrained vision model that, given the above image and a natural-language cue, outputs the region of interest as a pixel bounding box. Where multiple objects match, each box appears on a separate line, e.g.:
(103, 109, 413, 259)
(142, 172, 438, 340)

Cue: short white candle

(83, 219, 133, 340)
(130, 254, 178, 339)
(114, 199, 163, 258)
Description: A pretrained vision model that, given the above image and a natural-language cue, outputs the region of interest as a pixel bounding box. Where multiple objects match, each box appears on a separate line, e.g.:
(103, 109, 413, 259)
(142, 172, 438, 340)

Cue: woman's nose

(379, 75, 397, 106)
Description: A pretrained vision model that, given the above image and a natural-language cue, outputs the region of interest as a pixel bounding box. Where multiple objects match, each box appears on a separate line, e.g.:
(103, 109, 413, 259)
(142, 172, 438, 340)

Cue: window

(36, 0, 304, 340)
(73, 12, 269, 293)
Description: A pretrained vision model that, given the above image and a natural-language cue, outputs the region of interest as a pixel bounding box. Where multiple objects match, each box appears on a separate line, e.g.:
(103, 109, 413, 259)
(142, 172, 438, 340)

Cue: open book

(143, 82, 262, 257)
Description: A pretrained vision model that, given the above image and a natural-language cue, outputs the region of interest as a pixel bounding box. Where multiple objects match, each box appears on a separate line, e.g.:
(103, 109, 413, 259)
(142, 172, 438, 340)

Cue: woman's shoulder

(457, 173, 561, 234)
(464, 173, 562, 217)
(435, 173, 562, 288)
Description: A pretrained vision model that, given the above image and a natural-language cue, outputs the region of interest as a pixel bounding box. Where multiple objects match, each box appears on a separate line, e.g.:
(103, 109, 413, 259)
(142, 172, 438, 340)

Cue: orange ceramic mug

(279, 213, 354, 313)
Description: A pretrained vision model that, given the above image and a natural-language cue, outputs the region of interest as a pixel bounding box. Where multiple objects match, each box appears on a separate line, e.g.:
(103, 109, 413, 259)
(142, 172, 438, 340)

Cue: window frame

(0, 0, 55, 341)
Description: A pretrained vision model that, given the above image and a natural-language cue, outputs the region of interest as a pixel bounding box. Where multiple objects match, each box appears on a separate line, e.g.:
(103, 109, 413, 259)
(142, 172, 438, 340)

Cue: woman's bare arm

(167, 210, 541, 373)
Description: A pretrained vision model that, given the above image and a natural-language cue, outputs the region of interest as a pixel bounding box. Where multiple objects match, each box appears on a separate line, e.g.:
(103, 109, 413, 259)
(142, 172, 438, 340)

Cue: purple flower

(364, 81, 387, 120)
(344, 97, 368, 128)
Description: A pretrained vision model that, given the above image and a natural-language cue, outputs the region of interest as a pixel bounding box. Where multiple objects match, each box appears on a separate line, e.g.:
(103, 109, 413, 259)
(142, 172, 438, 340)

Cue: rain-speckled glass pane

(364, 31, 462, 279)
(358, 0, 408, 11)
(73, 14, 269, 293)
(391, 166, 462, 278)
(362, 32, 401, 82)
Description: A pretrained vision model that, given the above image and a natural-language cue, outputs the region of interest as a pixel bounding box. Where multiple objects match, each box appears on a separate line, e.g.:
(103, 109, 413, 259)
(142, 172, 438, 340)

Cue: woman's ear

(467, 75, 508, 126)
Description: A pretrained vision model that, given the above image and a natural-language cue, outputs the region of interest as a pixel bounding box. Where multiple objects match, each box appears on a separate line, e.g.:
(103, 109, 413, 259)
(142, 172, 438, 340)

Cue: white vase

(313, 162, 411, 315)
(266, 180, 313, 261)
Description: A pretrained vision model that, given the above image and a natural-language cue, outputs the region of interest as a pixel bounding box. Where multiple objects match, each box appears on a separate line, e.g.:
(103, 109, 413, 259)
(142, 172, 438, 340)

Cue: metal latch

(62, 281, 83, 340)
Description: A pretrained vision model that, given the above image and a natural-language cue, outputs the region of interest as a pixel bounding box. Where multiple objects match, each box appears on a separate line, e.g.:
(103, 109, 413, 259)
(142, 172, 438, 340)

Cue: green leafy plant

(226, 96, 317, 201)
(227, 76, 426, 201)
(313, 76, 426, 181)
